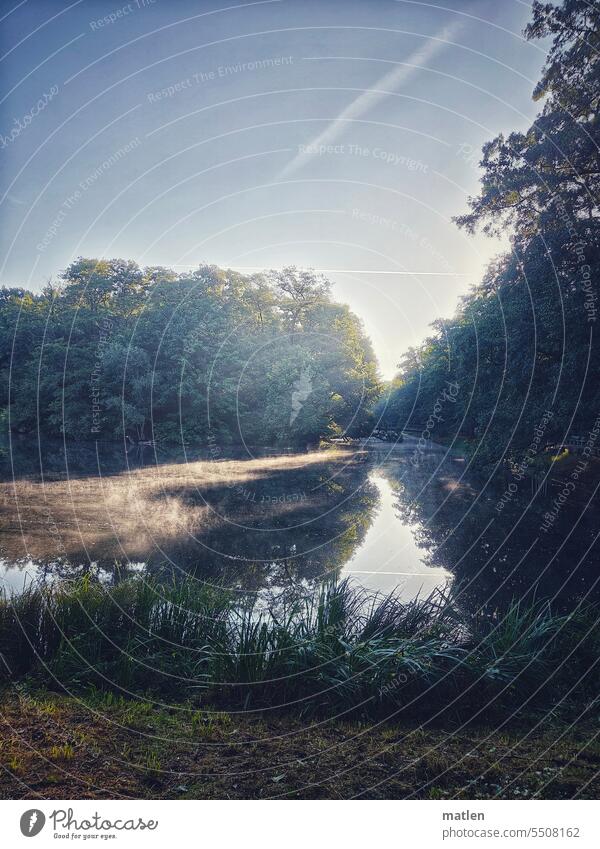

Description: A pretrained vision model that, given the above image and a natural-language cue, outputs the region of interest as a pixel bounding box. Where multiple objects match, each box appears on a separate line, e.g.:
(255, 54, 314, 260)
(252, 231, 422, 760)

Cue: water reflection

(0, 438, 380, 595)
(341, 472, 452, 596)
(1, 436, 598, 611)
(381, 450, 600, 612)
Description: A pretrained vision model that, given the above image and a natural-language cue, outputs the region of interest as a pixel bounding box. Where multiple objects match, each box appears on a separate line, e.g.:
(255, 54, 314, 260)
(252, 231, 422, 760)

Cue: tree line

(3, 1, 597, 466)
(0, 261, 381, 446)
(377, 0, 600, 472)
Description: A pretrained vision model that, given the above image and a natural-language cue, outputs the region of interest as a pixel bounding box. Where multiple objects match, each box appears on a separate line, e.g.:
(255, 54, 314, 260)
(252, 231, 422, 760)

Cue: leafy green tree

(380, 0, 600, 472)
(1, 260, 381, 447)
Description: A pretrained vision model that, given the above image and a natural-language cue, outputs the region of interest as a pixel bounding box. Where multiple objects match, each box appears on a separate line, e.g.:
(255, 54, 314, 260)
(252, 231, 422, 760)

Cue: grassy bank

(1, 686, 598, 799)
(1, 576, 598, 722)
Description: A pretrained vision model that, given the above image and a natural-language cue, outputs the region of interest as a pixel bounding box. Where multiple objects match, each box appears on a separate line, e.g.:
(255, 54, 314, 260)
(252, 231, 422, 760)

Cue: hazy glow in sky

(0, 0, 546, 377)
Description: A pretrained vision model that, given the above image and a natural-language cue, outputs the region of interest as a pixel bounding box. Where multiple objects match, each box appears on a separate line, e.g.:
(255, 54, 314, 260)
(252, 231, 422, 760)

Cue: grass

(0, 575, 598, 723)
(48, 743, 75, 761)
(0, 686, 598, 799)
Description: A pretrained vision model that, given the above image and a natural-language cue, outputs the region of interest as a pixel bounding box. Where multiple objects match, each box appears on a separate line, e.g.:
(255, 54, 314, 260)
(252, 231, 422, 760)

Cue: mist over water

(1, 436, 597, 612)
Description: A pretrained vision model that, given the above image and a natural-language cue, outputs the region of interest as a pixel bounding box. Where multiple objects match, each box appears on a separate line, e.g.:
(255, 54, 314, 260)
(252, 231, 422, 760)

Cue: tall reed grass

(0, 576, 597, 719)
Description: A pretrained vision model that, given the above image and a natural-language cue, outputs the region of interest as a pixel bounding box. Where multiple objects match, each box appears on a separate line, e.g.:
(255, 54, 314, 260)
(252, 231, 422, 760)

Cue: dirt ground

(1, 689, 598, 800)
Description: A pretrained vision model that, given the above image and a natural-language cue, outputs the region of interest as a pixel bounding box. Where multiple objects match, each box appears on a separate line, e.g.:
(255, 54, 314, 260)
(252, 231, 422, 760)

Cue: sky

(0, 0, 547, 378)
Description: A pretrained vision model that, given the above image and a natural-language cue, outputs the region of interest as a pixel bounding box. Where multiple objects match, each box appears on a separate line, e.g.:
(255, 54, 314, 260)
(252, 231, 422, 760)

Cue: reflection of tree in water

(145, 459, 380, 593)
(384, 453, 600, 612)
(0, 438, 379, 594)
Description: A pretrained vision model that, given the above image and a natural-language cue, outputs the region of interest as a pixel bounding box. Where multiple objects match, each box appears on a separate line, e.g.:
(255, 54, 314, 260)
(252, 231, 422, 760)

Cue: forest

(0, 262, 380, 446)
(377, 0, 600, 472)
(1, 2, 599, 472)
(0, 0, 599, 806)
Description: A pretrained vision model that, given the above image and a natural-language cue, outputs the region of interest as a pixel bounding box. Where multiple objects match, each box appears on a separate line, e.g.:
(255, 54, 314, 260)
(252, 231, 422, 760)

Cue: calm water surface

(0, 436, 598, 611)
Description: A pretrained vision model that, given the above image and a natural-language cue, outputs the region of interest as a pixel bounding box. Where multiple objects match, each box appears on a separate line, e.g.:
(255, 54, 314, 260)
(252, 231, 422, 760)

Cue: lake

(1, 435, 598, 612)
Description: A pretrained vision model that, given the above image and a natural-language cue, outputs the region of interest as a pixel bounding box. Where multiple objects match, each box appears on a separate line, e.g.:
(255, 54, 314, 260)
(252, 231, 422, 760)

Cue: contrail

(222, 267, 470, 277)
(278, 21, 463, 178)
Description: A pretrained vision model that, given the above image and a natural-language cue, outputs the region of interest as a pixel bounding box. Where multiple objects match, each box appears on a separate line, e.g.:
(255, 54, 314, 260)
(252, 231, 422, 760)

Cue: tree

(380, 0, 600, 472)
(1, 260, 381, 447)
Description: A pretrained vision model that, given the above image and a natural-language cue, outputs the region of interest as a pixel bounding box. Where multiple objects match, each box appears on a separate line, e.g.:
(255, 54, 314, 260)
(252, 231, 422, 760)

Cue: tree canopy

(378, 0, 600, 471)
(1, 261, 381, 446)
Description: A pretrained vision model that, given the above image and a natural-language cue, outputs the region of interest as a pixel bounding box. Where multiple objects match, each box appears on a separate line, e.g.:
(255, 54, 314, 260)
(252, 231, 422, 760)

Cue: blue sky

(0, 0, 546, 377)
